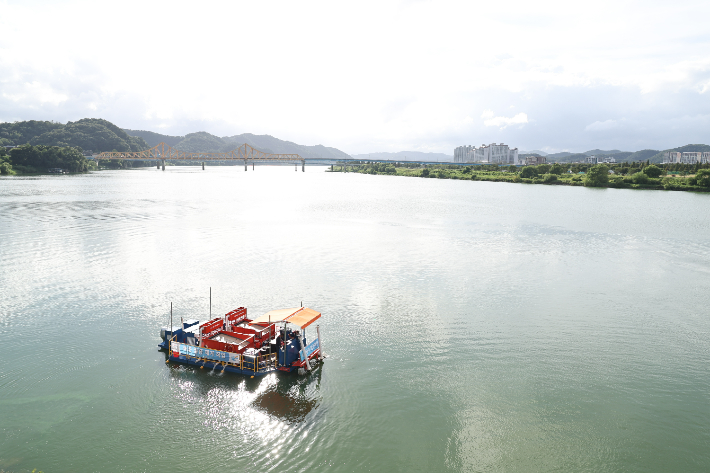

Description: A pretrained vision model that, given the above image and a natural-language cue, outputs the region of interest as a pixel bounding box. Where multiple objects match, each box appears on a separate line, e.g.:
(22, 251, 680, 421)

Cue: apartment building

(454, 143, 520, 164)
(454, 145, 477, 162)
(525, 156, 546, 165)
(663, 151, 710, 164)
(586, 156, 617, 164)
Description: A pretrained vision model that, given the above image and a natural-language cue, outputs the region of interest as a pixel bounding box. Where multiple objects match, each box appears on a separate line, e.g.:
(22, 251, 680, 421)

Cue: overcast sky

(1, 0, 709, 155)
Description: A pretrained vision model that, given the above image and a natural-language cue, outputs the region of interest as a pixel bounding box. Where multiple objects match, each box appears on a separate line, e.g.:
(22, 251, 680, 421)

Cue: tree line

(333, 161, 710, 191)
(0, 145, 92, 174)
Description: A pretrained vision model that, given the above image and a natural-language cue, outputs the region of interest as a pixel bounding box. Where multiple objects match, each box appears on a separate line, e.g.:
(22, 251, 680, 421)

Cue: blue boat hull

(166, 353, 289, 376)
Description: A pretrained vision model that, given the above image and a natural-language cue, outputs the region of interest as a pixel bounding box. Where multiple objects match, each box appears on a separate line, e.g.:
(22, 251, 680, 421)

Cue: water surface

(1, 167, 709, 472)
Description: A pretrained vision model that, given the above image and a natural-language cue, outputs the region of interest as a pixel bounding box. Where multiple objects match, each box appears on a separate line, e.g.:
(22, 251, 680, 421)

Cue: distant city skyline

(1, 0, 708, 155)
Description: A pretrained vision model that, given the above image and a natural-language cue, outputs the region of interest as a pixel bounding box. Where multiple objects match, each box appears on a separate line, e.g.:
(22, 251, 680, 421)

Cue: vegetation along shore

(331, 161, 710, 192)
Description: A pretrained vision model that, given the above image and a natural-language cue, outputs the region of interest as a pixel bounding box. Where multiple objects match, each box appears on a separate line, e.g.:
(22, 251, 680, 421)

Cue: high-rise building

(664, 151, 710, 164)
(586, 156, 616, 164)
(454, 143, 519, 164)
(454, 145, 477, 162)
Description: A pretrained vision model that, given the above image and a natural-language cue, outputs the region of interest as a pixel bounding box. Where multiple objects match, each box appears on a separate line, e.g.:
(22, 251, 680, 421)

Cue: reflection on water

(251, 368, 322, 423)
(166, 360, 322, 425)
(162, 354, 323, 467)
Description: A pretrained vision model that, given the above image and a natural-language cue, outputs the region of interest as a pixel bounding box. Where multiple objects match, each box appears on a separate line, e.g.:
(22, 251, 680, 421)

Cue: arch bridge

(94, 142, 306, 171)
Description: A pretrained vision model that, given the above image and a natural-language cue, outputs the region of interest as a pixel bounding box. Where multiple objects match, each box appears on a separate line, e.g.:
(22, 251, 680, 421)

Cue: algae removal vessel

(159, 306, 324, 376)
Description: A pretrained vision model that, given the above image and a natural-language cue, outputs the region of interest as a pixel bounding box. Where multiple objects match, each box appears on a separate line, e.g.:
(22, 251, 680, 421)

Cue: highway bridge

(93, 142, 307, 171)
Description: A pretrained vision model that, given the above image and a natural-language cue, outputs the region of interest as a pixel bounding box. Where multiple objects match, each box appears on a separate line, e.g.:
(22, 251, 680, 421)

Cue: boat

(158, 306, 324, 376)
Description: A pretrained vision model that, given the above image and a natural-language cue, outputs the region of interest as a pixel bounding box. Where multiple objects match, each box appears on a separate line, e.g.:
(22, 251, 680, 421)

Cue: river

(1, 166, 709, 472)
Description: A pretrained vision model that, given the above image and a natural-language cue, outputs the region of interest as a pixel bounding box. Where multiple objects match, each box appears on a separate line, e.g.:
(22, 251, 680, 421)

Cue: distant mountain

(350, 151, 453, 162)
(123, 129, 182, 147)
(583, 149, 625, 156)
(544, 149, 658, 163)
(546, 152, 574, 159)
(626, 149, 661, 162)
(520, 150, 548, 156)
(0, 118, 148, 152)
(549, 153, 589, 163)
(174, 132, 237, 153)
(222, 133, 350, 160)
(122, 129, 351, 160)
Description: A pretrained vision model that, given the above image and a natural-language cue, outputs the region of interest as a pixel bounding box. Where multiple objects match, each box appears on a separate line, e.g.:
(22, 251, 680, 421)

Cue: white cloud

(585, 119, 620, 132)
(0, 0, 709, 153)
(483, 112, 528, 128)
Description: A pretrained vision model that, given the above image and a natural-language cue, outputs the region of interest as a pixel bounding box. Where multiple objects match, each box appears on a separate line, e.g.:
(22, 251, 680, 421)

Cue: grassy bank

(330, 162, 710, 192)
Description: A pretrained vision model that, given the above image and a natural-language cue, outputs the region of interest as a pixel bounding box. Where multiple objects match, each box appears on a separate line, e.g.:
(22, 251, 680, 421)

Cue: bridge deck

(94, 142, 304, 162)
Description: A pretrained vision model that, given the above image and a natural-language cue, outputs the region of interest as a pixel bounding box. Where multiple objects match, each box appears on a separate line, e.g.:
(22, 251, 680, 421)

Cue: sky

(1, 0, 709, 155)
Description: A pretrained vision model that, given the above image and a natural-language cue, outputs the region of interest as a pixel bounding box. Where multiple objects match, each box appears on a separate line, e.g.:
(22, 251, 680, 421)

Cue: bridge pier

(157, 161, 160, 169)
(161, 159, 165, 171)
(202, 162, 205, 170)
(244, 160, 247, 171)
(252, 162, 254, 171)
(302, 160, 305, 172)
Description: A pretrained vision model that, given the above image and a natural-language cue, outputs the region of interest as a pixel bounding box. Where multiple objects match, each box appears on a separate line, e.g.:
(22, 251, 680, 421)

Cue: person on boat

(292, 331, 303, 350)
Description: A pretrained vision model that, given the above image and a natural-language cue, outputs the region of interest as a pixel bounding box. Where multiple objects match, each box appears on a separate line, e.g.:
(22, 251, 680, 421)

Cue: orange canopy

(285, 307, 321, 329)
(249, 307, 321, 329)
(250, 308, 300, 326)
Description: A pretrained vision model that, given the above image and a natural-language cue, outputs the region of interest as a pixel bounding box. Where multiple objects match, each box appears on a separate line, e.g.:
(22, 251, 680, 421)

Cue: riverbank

(331, 162, 710, 192)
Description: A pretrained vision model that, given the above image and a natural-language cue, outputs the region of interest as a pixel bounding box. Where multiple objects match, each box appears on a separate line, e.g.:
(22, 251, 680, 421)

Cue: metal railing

(170, 339, 279, 374)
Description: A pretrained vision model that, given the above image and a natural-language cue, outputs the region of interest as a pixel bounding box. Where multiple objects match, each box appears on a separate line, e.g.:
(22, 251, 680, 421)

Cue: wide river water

(1, 166, 709, 472)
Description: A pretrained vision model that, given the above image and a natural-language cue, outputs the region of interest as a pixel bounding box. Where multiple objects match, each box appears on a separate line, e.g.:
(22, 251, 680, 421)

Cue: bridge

(93, 142, 306, 171)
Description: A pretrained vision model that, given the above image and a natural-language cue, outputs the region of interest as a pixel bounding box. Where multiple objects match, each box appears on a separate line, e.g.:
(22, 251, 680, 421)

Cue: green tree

(662, 176, 683, 190)
(696, 169, 710, 187)
(643, 165, 663, 178)
(421, 168, 430, 177)
(0, 153, 14, 175)
(520, 166, 537, 178)
(584, 164, 610, 187)
(537, 163, 551, 174)
(550, 163, 564, 175)
(10, 144, 90, 172)
(631, 172, 649, 184)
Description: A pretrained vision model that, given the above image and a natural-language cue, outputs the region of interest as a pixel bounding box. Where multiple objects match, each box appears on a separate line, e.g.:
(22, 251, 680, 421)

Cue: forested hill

(350, 151, 453, 162)
(122, 129, 183, 147)
(0, 119, 148, 153)
(123, 129, 352, 160)
(541, 149, 662, 163)
(223, 133, 351, 160)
